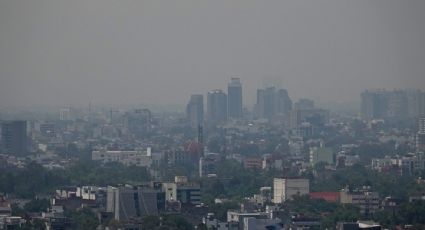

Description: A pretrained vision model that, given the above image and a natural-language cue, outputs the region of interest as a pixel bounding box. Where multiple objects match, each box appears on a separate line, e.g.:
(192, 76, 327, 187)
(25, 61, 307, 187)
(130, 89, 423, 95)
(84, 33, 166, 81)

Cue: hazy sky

(1, 0, 424, 108)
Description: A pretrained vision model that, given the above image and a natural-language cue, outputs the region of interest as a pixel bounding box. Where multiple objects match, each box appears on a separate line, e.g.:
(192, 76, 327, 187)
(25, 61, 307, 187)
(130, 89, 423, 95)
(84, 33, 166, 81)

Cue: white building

(273, 178, 309, 203)
(91, 148, 163, 167)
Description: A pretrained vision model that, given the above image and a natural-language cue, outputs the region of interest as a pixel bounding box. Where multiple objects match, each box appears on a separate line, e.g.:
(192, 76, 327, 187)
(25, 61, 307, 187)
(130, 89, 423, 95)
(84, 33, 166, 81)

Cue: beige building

(340, 187, 379, 215)
(273, 178, 309, 203)
(91, 148, 163, 167)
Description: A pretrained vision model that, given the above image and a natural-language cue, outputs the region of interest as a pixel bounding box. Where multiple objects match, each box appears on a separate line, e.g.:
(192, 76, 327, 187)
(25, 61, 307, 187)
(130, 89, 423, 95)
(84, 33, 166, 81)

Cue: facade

(417, 117, 425, 152)
(361, 89, 389, 120)
(289, 108, 329, 129)
(91, 148, 163, 168)
(340, 187, 379, 216)
(186, 94, 204, 129)
(59, 108, 71, 121)
(106, 185, 165, 221)
(243, 217, 283, 230)
(400, 152, 425, 175)
(256, 87, 292, 121)
(227, 78, 243, 119)
(199, 152, 221, 177)
(162, 176, 201, 205)
(361, 89, 424, 120)
(243, 157, 263, 170)
(203, 213, 239, 230)
(310, 147, 334, 165)
(207, 89, 228, 125)
(273, 178, 309, 203)
(1, 121, 27, 156)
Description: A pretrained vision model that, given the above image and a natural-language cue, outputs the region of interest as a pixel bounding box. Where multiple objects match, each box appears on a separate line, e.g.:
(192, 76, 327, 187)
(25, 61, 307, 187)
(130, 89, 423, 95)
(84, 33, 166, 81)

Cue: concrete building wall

(274, 178, 309, 203)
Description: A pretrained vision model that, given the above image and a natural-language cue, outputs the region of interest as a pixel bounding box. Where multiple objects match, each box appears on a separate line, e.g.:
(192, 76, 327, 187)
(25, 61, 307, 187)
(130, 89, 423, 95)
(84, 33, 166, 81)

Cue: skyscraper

(1, 121, 27, 156)
(387, 90, 407, 119)
(256, 87, 276, 120)
(417, 117, 425, 152)
(277, 89, 293, 116)
(207, 89, 227, 125)
(419, 91, 425, 116)
(256, 87, 292, 120)
(361, 89, 388, 120)
(227, 78, 242, 119)
(186, 94, 204, 129)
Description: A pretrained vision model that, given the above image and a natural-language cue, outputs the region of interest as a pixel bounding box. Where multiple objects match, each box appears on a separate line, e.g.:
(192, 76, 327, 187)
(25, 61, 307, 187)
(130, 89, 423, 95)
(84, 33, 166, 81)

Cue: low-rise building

(162, 176, 201, 206)
(106, 184, 166, 221)
(340, 187, 380, 216)
(92, 148, 163, 168)
(310, 147, 334, 165)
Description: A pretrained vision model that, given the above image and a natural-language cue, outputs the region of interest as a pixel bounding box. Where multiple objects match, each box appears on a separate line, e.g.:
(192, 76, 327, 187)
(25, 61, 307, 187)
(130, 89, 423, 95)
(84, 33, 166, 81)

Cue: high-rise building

(362, 89, 424, 120)
(106, 185, 165, 221)
(407, 90, 420, 117)
(1, 121, 27, 156)
(59, 108, 71, 121)
(419, 91, 425, 116)
(277, 89, 293, 116)
(273, 178, 309, 203)
(417, 117, 425, 152)
(256, 87, 292, 120)
(186, 94, 204, 129)
(387, 90, 407, 119)
(207, 89, 227, 125)
(361, 89, 388, 120)
(289, 108, 329, 129)
(227, 78, 243, 119)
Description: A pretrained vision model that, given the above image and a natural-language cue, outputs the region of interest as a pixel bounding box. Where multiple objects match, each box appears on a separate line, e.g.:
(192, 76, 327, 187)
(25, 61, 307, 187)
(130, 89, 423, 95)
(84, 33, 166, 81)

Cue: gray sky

(1, 0, 424, 108)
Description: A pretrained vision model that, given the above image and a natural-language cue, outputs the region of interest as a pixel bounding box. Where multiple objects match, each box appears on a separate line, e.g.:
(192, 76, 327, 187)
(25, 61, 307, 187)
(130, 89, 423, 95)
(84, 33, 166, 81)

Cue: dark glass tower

(1, 120, 27, 156)
(207, 89, 227, 125)
(227, 78, 242, 119)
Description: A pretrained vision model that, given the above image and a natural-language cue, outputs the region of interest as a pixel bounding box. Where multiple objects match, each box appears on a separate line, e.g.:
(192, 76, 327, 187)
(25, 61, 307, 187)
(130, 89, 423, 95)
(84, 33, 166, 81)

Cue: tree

(24, 198, 50, 212)
(68, 208, 99, 230)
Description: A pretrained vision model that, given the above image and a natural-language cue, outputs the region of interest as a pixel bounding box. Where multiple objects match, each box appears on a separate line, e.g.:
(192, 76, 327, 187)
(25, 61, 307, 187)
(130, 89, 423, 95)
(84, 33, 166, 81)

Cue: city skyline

(1, 0, 425, 107)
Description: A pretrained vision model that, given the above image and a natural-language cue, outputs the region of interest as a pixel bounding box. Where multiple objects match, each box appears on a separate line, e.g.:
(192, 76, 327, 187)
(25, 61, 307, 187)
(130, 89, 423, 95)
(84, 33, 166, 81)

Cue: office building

(289, 108, 329, 129)
(340, 187, 379, 216)
(207, 89, 228, 125)
(419, 90, 425, 116)
(106, 185, 165, 221)
(310, 147, 334, 165)
(162, 176, 201, 205)
(417, 117, 425, 152)
(59, 108, 71, 121)
(361, 89, 388, 120)
(277, 89, 293, 116)
(256, 87, 292, 120)
(1, 121, 27, 156)
(362, 89, 423, 120)
(387, 90, 407, 119)
(273, 178, 309, 203)
(92, 148, 163, 168)
(227, 78, 243, 119)
(186, 94, 204, 129)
